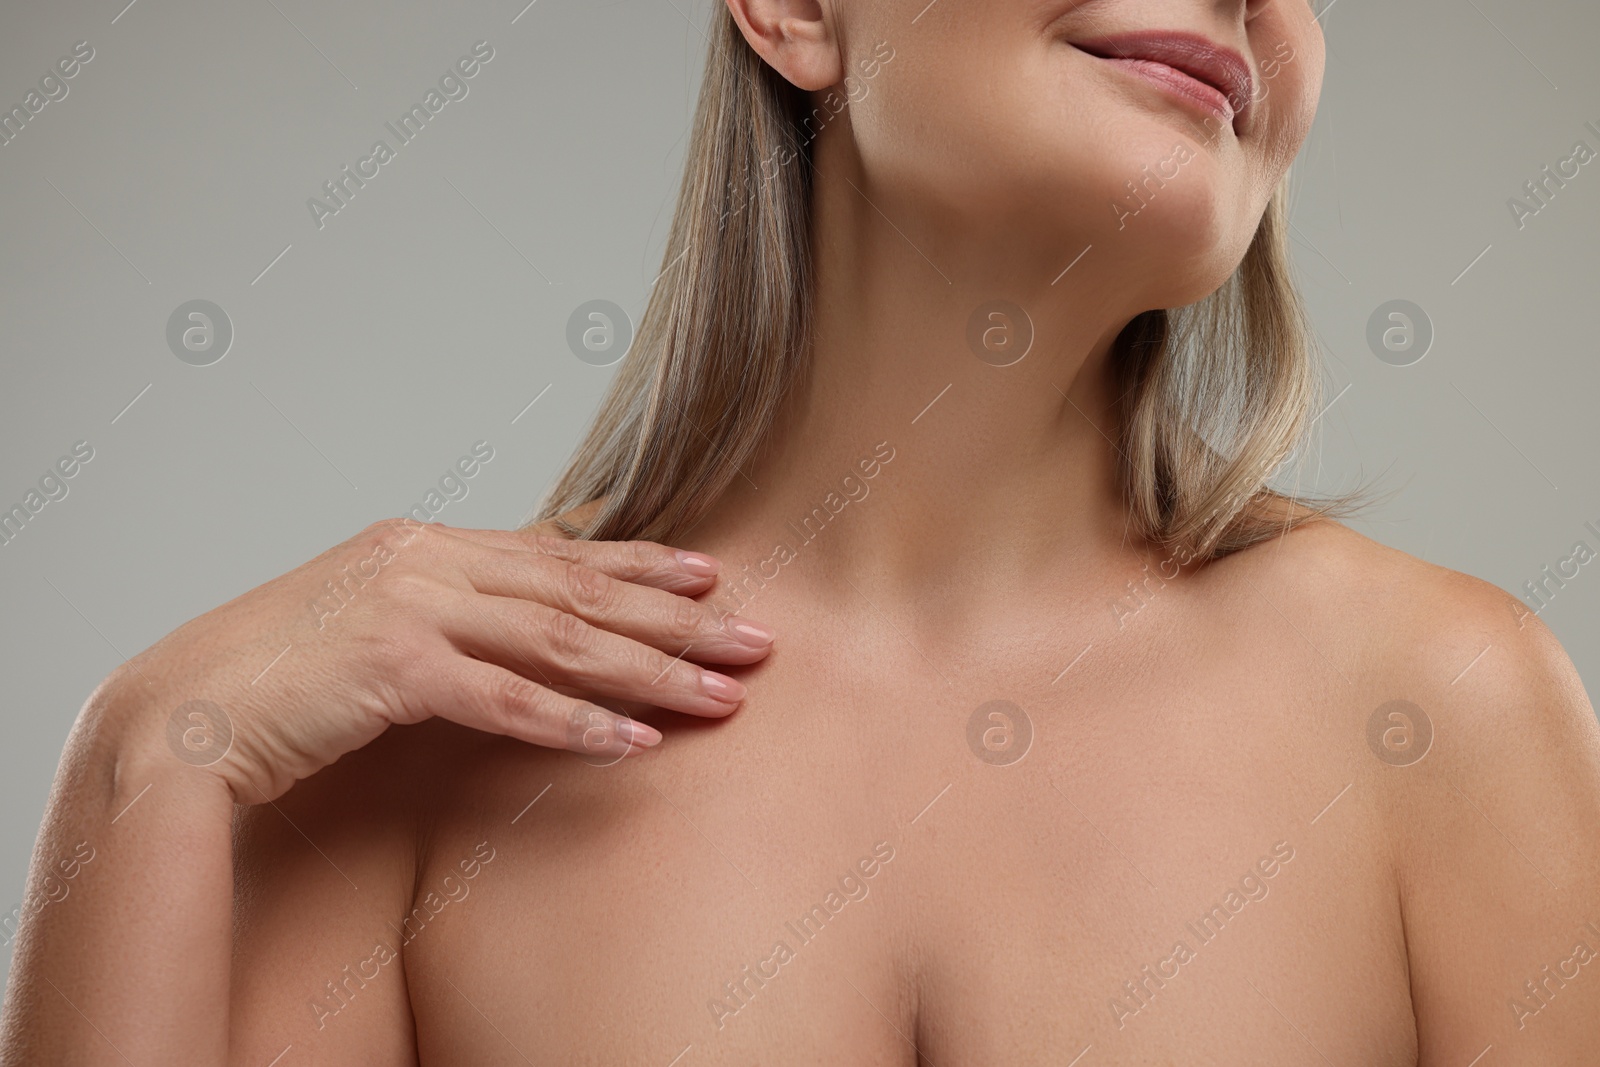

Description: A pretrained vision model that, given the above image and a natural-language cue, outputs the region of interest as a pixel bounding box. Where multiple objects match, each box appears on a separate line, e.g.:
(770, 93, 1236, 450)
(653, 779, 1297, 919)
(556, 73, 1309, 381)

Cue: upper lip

(1069, 30, 1255, 134)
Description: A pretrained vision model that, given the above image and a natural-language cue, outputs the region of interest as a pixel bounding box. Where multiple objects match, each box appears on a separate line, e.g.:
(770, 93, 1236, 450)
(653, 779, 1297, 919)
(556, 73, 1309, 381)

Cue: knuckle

(560, 562, 615, 616)
(363, 516, 426, 544)
(487, 670, 549, 722)
(541, 607, 595, 662)
(389, 521, 442, 565)
(624, 540, 663, 578)
(565, 702, 620, 754)
(522, 532, 563, 557)
(565, 700, 595, 735)
(630, 639, 690, 691)
(403, 518, 444, 546)
(521, 526, 581, 562)
(664, 596, 703, 645)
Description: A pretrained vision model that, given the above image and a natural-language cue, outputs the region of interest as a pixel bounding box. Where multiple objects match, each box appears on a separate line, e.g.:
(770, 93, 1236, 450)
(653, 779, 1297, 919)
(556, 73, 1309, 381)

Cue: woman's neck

(687, 146, 1158, 619)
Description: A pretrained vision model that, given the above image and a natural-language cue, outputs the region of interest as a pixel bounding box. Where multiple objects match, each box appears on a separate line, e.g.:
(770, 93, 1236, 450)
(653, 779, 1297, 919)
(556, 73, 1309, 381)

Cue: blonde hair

(533, 9, 1365, 561)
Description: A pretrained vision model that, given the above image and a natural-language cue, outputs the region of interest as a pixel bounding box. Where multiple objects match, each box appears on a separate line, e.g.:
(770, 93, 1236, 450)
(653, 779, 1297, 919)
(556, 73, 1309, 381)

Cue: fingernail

(728, 618, 775, 648)
(618, 719, 662, 747)
(676, 551, 720, 576)
(700, 670, 746, 702)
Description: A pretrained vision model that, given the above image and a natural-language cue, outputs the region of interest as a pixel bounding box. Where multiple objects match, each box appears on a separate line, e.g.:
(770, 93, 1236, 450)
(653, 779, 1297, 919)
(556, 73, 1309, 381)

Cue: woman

(5, 0, 1598, 1063)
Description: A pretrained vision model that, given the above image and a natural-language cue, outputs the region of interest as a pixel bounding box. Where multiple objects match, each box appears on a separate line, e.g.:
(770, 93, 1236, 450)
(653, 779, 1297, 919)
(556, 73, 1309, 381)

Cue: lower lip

(1088, 55, 1236, 131)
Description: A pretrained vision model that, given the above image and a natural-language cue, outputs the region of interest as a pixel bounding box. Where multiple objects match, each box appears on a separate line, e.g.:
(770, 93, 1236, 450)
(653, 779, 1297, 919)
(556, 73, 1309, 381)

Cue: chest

(402, 632, 1418, 1064)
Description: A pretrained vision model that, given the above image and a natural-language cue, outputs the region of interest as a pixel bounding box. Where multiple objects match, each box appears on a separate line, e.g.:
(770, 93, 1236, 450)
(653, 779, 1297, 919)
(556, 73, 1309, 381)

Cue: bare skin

(6, 0, 1600, 1063)
(219, 510, 1600, 1066)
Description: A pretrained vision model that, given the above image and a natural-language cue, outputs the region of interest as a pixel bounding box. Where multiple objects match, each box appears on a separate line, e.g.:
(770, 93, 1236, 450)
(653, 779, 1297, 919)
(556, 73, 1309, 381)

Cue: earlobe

(724, 0, 841, 92)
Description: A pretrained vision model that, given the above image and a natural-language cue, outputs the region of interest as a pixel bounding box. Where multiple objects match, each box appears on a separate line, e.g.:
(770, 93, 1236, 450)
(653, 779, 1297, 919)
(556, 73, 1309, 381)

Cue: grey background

(1, 0, 1595, 984)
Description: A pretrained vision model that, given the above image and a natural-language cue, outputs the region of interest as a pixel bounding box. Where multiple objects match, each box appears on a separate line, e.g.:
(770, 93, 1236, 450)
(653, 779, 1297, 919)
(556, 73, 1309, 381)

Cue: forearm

(0, 676, 236, 1065)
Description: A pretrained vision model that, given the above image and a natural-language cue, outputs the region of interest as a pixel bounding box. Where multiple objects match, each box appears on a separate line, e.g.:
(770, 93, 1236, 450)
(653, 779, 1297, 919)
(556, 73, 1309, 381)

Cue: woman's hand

(0, 517, 771, 1064)
(99, 518, 773, 805)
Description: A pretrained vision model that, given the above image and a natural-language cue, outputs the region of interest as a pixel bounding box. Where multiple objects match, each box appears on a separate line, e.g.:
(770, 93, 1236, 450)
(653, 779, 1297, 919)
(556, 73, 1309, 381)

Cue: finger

(416, 656, 661, 757)
(545, 684, 656, 722)
(424, 523, 722, 595)
(439, 594, 748, 719)
(523, 532, 725, 594)
(455, 545, 775, 666)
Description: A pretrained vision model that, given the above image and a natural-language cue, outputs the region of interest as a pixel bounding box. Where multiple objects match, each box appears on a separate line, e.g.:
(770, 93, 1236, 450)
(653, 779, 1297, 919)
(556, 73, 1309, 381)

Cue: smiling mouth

(1070, 31, 1254, 137)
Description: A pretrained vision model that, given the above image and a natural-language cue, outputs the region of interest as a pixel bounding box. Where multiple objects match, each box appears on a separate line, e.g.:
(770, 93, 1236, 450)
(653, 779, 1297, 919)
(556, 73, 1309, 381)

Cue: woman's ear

(724, 0, 841, 92)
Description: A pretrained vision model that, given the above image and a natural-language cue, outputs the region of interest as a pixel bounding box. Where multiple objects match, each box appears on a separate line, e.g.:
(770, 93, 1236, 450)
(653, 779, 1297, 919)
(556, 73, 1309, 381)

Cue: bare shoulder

(1214, 518, 1600, 1058)
(1210, 516, 1597, 792)
(1209, 517, 1582, 699)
